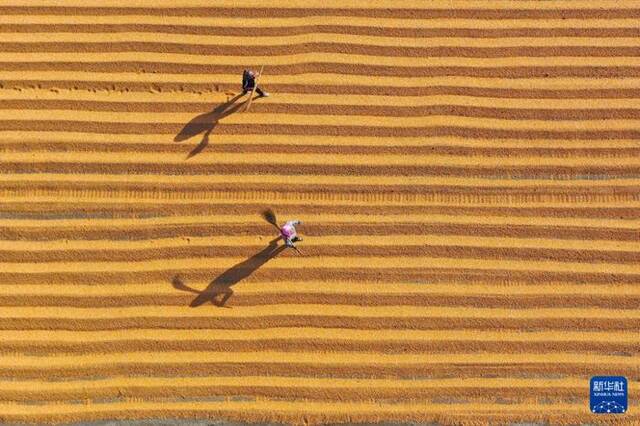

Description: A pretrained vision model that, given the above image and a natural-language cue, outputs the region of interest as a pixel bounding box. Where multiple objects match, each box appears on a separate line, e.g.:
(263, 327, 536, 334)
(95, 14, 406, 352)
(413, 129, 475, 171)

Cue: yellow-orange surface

(0, 1, 639, 424)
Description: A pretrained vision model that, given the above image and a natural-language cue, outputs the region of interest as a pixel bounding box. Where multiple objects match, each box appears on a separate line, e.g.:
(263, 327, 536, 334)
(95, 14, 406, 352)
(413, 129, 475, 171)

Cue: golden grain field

(0, 1, 639, 424)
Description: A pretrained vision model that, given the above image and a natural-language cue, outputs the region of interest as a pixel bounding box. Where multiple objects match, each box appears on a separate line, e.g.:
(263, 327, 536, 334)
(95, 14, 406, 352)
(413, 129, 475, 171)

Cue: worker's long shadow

(173, 93, 246, 159)
(172, 238, 285, 307)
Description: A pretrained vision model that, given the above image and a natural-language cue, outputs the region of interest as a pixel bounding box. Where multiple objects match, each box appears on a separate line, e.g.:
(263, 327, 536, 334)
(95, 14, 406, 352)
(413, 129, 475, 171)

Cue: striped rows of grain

(0, 1, 639, 424)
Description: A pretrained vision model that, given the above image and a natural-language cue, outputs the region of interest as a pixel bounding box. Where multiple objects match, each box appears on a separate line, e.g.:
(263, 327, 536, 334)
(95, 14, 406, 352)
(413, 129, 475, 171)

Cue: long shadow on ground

(172, 238, 285, 307)
(173, 93, 246, 159)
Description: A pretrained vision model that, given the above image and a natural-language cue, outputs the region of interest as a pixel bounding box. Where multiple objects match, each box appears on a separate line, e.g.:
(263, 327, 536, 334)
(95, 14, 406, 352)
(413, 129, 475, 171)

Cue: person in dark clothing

(241, 69, 269, 97)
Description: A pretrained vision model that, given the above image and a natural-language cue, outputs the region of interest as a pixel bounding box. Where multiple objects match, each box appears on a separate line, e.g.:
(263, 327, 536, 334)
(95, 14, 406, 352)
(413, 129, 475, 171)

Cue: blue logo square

(590, 376, 627, 414)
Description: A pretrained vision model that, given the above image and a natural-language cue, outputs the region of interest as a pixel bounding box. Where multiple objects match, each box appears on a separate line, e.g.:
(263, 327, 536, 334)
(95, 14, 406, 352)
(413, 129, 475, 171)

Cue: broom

(261, 208, 280, 231)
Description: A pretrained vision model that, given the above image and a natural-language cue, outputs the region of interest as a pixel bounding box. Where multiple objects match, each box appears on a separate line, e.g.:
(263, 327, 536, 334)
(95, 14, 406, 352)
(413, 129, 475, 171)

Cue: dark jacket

(242, 70, 255, 91)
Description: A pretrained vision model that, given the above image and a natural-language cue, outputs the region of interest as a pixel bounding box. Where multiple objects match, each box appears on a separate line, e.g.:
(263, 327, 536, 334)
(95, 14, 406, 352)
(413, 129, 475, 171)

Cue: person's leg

(256, 87, 269, 97)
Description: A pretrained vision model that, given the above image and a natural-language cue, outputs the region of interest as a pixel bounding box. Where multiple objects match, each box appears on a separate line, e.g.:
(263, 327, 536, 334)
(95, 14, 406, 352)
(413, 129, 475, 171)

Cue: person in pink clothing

(280, 220, 302, 248)
(261, 209, 303, 252)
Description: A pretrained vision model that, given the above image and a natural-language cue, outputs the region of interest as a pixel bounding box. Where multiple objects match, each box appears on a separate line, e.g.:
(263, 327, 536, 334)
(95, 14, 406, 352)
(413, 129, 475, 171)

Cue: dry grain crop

(0, 0, 639, 424)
